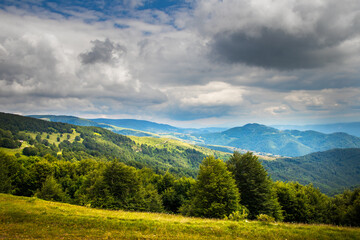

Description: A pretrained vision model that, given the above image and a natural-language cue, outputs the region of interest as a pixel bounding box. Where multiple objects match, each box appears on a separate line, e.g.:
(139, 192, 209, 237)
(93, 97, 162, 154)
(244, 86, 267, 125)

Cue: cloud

(79, 38, 126, 65)
(191, 0, 360, 70)
(210, 28, 344, 70)
(0, 2, 360, 126)
(162, 82, 246, 120)
(0, 10, 167, 117)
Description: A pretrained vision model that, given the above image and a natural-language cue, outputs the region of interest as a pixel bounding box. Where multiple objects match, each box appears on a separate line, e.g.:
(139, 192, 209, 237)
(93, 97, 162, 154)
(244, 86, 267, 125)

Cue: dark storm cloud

(79, 38, 126, 65)
(210, 28, 344, 70)
(194, 0, 360, 71)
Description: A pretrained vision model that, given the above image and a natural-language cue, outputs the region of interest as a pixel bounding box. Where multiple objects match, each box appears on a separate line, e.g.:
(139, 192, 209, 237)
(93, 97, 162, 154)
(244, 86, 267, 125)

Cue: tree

(227, 152, 283, 220)
(275, 181, 331, 224)
(183, 156, 240, 218)
(35, 175, 67, 202)
(102, 161, 143, 210)
(36, 134, 42, 143)
(332, 187, 360, 226)
(23, 147, 38, 156)
(162, 177, 195, 213)
(0, 151, 16, 193)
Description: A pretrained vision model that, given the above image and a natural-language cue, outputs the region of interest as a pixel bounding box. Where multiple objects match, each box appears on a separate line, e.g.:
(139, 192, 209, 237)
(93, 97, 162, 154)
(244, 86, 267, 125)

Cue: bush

(226, 206, 249, 221)
(257, 214, 275, 223)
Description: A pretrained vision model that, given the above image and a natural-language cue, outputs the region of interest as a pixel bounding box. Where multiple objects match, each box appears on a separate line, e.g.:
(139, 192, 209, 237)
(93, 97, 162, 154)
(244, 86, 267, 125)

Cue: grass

(1, 194, 359, 239)
(130, 136, 230, 160)
(25, 129, 82, 147)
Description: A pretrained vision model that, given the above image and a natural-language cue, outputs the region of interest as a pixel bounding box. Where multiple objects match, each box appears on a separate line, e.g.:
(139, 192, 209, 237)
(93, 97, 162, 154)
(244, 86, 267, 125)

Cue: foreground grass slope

(1, 194, 359, 240)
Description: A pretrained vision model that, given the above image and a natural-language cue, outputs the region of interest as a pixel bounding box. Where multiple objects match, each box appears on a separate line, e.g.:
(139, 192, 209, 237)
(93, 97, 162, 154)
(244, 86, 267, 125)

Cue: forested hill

(0, 112, 226, 177)
(262, 148, 360, 195)
(27, 115, 104, 127)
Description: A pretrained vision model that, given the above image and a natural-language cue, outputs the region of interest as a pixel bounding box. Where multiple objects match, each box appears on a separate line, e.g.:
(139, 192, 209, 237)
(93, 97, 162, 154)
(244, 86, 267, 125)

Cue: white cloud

(0, 2, 360, 126)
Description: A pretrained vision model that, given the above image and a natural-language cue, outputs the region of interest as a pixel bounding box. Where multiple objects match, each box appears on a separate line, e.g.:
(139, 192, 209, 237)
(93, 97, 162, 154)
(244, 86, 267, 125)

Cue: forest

(0, 112, 359, 226)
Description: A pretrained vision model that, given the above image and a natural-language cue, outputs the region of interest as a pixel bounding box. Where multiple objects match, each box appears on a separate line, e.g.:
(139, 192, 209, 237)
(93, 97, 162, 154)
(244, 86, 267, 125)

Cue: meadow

(1, 194, 359, 240)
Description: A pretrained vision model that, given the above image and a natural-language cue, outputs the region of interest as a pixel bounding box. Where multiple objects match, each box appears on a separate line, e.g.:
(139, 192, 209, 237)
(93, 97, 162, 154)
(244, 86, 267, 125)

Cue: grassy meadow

(1, 194, 359, 240)
(129, 136, 231, 160)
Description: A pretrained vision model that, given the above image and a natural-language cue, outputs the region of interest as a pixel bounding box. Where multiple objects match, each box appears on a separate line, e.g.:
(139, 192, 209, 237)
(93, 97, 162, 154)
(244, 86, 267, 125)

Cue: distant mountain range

(262, 148, 360, 195)
(196, 124, 360, 157)
(272, 122, 360, 137)
(28, 115, 360, 157)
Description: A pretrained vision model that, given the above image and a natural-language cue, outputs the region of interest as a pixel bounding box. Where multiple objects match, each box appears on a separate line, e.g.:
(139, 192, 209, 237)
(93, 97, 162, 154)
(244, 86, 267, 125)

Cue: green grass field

(130, 136, 230, 159)
(1, 194, 359, 239)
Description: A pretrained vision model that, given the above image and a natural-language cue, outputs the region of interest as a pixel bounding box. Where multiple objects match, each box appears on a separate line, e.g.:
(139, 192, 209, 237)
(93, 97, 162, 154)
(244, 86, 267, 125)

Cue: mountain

(27, 115, 103, 127)
(26, 116, 360, 157)
(272, 122, 360, 137)
(262, 148, 360, 195)
(91, 118, 181, 133)
(28, 115, 159, 137)
(197, 123, 360, 157)
(90, 118, 227, 134)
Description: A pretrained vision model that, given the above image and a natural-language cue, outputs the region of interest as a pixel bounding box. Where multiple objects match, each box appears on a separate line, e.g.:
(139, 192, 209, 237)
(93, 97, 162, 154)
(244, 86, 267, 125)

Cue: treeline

(1, 150, 359, 226)
(0, 150, 193, 213)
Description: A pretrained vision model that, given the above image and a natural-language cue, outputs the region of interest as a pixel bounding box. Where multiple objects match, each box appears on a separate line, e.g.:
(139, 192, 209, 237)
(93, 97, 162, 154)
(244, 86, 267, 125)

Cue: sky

(0, 0, 360, 128)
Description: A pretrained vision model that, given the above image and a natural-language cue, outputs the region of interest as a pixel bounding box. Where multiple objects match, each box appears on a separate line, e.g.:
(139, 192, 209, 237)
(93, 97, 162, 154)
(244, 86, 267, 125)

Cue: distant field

(25, 129, 82, 147)
(1, 194, 359, 240)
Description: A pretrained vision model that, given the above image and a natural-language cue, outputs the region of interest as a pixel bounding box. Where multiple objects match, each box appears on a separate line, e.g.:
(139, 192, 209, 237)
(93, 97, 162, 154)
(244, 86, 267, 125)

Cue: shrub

(257, 214, 275, 223)
(226, 206, 249, 221)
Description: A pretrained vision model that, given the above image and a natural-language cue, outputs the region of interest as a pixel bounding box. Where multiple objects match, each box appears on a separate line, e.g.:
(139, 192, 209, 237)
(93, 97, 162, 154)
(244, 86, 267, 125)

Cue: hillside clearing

(0, 194, 359, 240)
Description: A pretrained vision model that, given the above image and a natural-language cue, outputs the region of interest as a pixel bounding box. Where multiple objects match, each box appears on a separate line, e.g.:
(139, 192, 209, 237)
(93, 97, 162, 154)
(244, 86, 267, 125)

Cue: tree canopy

(227, 151, 282, 220)
(183, 156, 240, 218)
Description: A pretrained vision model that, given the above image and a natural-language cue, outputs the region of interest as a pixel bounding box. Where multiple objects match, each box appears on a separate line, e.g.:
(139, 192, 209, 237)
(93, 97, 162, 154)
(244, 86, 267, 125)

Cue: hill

(1, 112, 227, 177)
(262, 148, 360, 195)
(197, 123, 360, 157)
(91, 118, 181, 133)
(27, 115, 104, 127)
(28, 115, 158, 137)
(1, 193, 359, 240)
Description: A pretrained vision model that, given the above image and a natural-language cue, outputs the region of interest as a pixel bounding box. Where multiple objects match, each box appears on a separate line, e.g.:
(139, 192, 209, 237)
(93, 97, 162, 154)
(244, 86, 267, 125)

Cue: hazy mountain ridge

(91, 118, 181, 134)
(273, 122, 360, 137)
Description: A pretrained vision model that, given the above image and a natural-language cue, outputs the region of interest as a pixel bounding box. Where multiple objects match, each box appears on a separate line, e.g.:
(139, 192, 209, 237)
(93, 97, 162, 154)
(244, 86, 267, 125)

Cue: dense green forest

(0, 112, 360, 226)
(262, 148, 360, 195)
